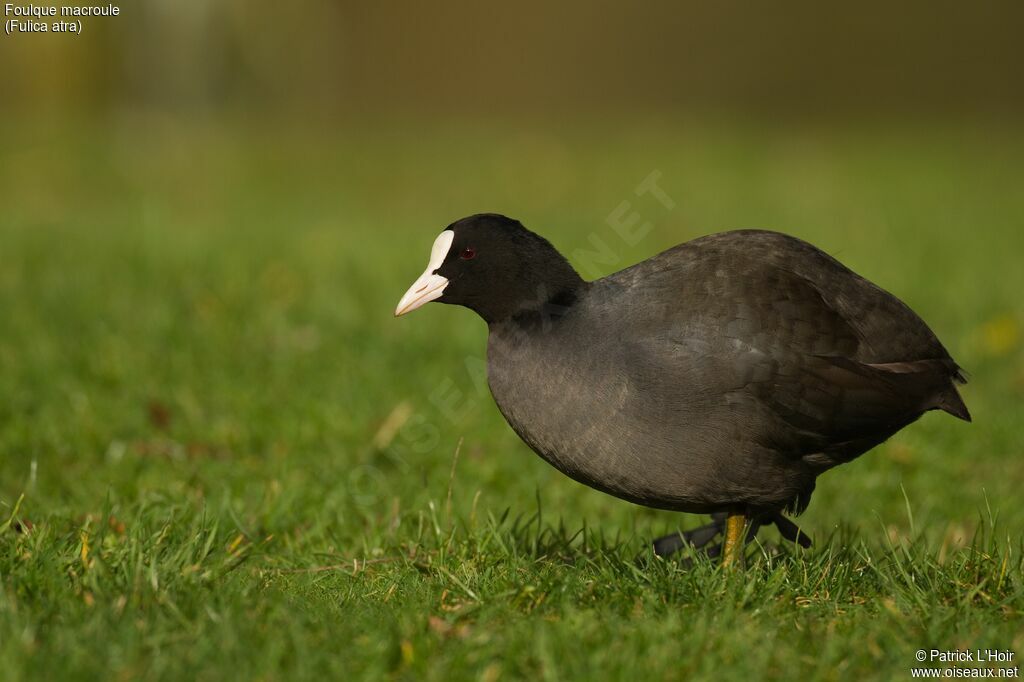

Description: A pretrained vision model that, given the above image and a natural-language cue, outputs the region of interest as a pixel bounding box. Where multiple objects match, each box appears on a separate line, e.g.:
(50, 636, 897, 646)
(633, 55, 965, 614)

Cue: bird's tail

(936, 363, 971, 422)
(866, 357, 972, 423)
(937, 384, 971, 422)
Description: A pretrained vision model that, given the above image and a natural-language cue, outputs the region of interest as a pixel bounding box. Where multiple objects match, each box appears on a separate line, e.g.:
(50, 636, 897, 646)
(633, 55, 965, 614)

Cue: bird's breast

(485, 326, 707, 506)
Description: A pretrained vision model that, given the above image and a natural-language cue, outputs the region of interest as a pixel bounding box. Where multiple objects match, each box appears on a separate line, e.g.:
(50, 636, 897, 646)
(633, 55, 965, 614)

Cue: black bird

(395, 214, 970, 565)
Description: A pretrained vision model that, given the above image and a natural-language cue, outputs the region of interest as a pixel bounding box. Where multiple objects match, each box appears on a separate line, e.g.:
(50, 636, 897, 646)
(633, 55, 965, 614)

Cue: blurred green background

(3, 1, 1024, 118)
(1, 2, 1023, 680)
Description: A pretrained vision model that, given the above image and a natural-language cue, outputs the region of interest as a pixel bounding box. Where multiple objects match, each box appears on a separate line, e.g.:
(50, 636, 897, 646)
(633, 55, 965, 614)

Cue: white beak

(395, 230, 454, 317)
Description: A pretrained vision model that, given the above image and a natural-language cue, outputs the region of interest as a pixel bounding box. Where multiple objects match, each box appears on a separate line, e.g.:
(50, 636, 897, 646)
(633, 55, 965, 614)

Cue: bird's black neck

(482, 266, 586, 327)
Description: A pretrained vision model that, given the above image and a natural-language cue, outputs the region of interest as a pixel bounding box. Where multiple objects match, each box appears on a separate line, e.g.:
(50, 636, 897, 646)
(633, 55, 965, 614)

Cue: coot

(395, 214, 970, 565)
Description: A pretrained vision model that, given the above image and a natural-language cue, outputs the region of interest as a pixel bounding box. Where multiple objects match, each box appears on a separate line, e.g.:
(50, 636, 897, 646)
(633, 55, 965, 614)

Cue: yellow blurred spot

(80, 531, 90, 568)
(981, 314, 1020, 356)
(400, 640, 414, 665)
(227, 534, 245, 554)
(481, 663, 502, 682)
(373, 402, 413, 450)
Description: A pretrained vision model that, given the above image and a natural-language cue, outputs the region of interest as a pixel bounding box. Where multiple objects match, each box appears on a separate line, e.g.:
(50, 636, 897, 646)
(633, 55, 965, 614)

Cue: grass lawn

(1, 118, 1022, 680)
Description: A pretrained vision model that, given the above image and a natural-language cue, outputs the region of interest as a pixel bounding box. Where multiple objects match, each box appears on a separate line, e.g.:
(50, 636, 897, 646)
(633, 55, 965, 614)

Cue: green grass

(1, 118, 1023, 681)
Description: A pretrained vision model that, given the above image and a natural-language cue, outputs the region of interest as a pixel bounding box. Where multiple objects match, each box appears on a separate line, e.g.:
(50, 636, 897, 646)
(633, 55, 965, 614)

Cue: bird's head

(394, 214, 584, 324)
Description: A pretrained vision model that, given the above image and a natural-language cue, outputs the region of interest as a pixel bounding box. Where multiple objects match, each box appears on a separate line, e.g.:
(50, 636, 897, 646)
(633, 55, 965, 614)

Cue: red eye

(460, 247, 477, 260)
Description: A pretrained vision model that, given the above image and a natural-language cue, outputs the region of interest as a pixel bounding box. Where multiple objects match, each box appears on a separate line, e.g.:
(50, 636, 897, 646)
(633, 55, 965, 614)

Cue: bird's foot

(770, 513, 813, 548)
(652, 512, 728, 558)
(649, 511, 812, 563)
